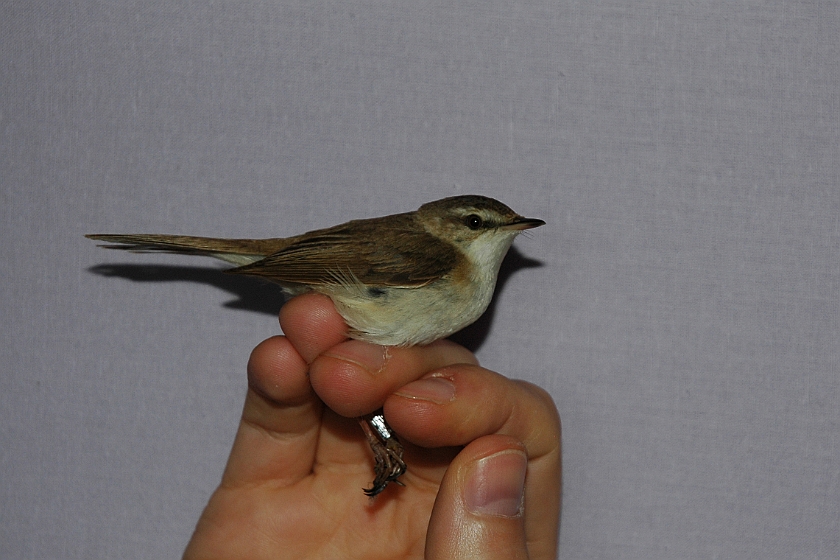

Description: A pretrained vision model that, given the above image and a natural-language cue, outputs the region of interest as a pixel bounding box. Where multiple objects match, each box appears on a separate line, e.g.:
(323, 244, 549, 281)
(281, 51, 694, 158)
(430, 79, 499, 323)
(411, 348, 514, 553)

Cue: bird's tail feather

(85, 234, 277, 266)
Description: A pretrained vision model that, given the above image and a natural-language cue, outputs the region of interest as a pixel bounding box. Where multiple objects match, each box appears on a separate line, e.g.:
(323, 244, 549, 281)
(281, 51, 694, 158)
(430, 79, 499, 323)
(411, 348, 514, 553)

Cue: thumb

(425, 435, 530, 560)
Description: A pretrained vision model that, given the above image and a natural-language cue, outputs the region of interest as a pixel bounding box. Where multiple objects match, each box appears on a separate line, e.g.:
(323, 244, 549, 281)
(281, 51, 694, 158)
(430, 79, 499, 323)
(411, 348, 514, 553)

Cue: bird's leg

(358, 410, 406, 497)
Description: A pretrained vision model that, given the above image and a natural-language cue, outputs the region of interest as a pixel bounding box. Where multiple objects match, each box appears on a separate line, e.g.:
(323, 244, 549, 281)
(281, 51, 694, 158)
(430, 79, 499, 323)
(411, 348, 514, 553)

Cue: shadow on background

(88, 245, 543, 351)
(88, 264, 288, 316)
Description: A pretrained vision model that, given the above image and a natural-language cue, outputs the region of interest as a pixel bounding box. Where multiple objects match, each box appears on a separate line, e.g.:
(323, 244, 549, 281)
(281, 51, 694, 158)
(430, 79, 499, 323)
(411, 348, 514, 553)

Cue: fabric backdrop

(2, 1, 838, 558)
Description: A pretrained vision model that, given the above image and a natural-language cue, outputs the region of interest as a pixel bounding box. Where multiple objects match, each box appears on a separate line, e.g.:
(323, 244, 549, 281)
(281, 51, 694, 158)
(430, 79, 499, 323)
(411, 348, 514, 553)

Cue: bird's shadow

(87, 246, 543, 352)
(87, 263, 289, 315)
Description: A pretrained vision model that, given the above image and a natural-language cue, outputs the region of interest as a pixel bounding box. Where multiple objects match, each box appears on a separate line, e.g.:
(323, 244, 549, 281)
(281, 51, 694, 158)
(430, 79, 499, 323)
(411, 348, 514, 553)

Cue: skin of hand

(182, 293, 561, 559)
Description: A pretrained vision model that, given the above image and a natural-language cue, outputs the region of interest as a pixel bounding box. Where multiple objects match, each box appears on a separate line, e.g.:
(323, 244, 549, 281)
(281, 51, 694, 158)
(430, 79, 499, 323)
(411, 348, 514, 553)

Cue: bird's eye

(465, 214, 483, 230)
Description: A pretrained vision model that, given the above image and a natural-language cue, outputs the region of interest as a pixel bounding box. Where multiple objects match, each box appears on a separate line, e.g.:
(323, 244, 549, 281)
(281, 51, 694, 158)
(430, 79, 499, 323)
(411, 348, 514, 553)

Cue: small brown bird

(87, 194, 544, 495)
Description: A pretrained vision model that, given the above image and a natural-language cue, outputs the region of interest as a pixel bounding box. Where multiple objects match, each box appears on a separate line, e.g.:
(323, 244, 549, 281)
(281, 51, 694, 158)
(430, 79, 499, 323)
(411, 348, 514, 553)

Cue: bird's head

(416, 195, 545, 273)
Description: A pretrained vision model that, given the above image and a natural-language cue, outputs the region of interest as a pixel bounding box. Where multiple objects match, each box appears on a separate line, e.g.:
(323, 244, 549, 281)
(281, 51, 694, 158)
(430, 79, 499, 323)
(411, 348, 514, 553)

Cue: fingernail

(465, 450, 527, 517)
(395, 375, 456, 404)
(323, 340, 390, 374)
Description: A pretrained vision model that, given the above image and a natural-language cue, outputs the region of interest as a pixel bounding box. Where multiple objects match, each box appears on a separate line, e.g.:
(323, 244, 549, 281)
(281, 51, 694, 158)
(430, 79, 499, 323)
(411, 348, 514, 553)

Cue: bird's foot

(359, 411, 406, 497)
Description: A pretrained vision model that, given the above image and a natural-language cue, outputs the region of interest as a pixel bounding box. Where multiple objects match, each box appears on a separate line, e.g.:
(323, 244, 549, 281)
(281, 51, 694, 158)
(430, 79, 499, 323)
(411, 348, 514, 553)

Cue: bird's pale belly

(326, 278, 494, 347)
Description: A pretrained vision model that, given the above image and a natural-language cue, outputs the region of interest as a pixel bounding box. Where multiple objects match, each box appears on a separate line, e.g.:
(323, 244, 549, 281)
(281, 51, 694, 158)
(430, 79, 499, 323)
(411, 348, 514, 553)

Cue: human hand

(183, 293, 561, 559)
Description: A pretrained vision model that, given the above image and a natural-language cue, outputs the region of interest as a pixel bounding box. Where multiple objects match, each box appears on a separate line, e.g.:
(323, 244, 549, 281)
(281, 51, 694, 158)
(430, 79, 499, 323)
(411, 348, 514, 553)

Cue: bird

(87, 194, 544, 495)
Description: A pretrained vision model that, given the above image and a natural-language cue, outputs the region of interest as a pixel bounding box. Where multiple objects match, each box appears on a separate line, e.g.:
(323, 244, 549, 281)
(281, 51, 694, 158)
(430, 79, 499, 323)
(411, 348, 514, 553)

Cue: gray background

(2, 1, 838, 558)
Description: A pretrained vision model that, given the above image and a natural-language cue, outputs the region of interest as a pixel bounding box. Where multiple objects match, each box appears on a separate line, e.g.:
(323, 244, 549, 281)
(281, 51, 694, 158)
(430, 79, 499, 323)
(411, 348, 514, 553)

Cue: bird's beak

(504, 217, 546, 231)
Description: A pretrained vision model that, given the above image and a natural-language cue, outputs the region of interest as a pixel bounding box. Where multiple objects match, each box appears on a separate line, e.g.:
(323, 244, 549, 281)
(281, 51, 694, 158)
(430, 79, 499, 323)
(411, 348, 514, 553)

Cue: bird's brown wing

(228, 218, 460, 288)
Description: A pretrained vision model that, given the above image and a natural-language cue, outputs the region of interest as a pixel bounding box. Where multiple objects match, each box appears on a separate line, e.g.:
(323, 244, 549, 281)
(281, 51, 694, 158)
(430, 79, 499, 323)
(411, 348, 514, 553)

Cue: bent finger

(279, 292, 349, 364)
(221, 335, 323, 488)
(308, 338, 477, 417)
